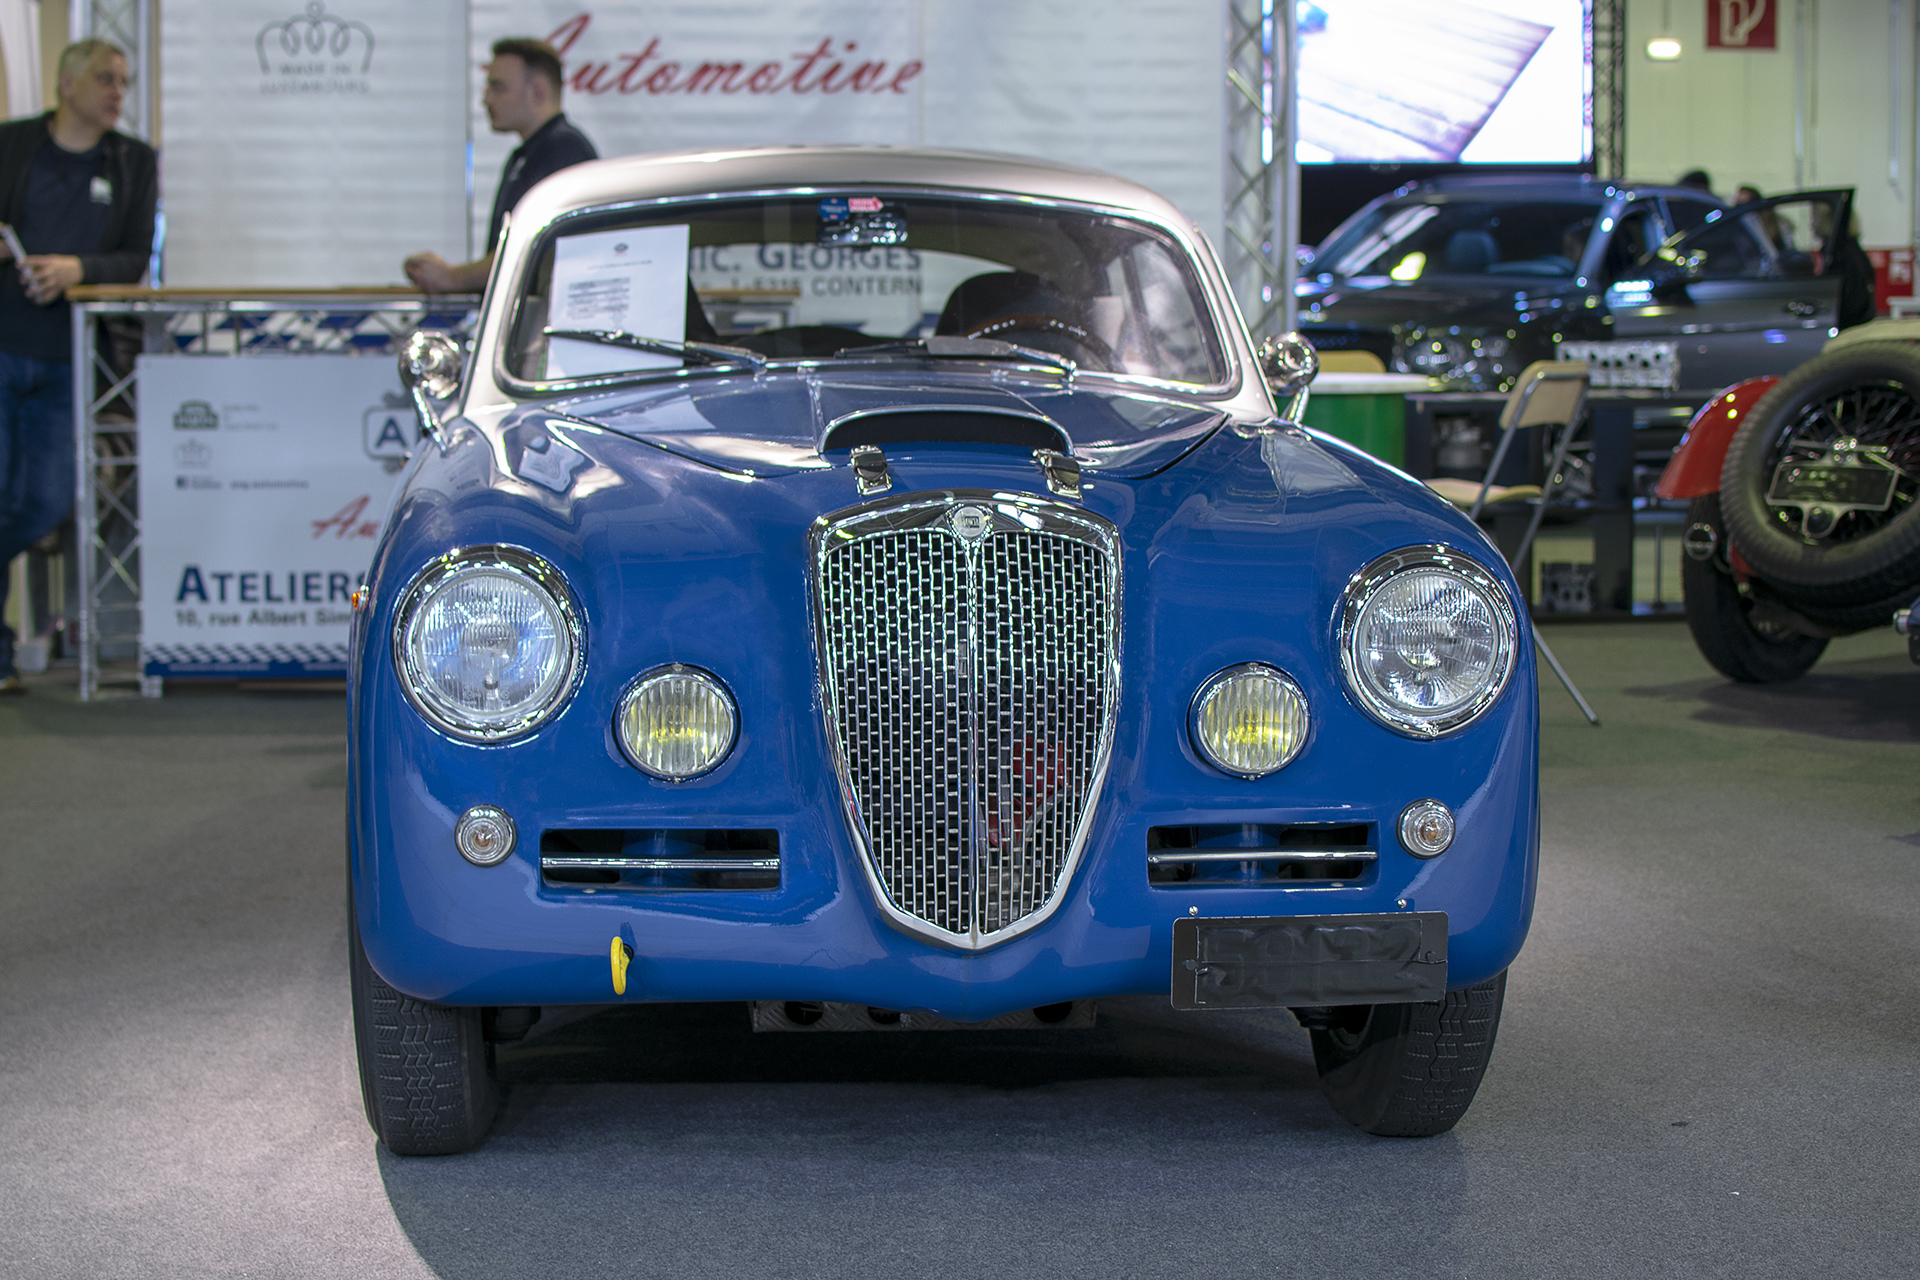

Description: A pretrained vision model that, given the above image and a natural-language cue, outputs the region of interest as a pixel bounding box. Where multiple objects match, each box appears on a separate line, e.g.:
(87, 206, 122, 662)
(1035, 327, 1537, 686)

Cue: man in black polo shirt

(0, 39, 158, 693)
(404, 38, 597, 294)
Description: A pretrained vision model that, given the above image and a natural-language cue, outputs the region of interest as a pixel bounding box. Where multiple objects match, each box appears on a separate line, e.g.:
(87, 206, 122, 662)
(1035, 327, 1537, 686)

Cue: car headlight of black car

(1392, 324, 1514, 391)
(1337, 546, 1518, 738)
(392, 546, 584, 742)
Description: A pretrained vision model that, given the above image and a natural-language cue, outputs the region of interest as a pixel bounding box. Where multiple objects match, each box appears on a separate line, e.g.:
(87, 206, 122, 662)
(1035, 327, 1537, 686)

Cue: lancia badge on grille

(950, 505, 991, 542)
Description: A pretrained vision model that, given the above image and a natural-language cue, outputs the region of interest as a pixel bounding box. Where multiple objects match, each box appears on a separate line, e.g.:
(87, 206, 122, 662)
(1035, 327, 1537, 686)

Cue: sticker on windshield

(818, 196, 907, 247)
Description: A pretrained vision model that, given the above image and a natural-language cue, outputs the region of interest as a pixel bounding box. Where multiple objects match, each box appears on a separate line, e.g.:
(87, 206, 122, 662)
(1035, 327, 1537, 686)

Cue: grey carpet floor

(1, 621, 1915, 1278)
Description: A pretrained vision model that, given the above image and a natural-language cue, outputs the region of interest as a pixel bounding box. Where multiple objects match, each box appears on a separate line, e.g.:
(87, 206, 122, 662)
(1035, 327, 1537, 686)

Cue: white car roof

(505, 145, 1200, 242)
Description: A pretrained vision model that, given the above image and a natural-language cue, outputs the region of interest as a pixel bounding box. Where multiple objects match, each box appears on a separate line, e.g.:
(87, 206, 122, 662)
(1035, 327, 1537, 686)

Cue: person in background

(1734, 184, 1790, 255)
(1678, 169, 1714, 194)
(0, 39, 158, 695)
(404, 39, 597, 295)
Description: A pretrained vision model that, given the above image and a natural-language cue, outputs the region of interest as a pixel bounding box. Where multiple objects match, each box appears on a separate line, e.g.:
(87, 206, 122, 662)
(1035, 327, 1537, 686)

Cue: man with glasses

(0, 39, 159, 694)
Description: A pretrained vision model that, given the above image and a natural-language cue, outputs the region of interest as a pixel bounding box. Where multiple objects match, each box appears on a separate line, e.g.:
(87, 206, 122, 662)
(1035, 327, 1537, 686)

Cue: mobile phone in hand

(0, 224, 24, 265)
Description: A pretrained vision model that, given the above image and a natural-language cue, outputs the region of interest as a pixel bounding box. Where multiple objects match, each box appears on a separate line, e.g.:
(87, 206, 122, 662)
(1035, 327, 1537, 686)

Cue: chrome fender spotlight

(455, 805, 517, 866)
(1398, 799, 1455, 858)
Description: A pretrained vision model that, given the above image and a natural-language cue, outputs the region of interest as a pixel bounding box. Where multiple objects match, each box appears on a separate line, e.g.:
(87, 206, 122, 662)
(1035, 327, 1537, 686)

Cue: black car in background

(1298, 174, 1862, 397)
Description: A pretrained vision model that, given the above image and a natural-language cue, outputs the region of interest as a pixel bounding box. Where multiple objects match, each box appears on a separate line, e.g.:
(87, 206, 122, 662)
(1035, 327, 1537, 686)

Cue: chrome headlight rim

(614, 663, 740, 781)
(1187, 661, 1311, 779)
(390, 544, 585, 744)
(1337, 544, 1518, 739)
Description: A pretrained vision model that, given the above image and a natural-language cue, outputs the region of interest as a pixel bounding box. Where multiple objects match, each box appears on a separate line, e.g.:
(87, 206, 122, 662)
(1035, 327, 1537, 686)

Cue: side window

(1664, 198, 1721, 235)
(1678, 198, 1843, 280)
(1682, 214, 1774, 279)
(1752, 198, 1844, 277)
(1600, 204, 1660, 279)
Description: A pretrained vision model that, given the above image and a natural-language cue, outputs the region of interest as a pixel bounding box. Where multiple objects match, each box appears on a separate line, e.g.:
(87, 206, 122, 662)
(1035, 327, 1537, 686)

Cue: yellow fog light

(616, 665, 738, 780)
(1189, 663, 1310, 778)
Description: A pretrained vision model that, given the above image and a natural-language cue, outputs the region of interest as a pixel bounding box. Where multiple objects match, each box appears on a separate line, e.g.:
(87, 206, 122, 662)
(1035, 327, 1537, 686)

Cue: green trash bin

(1298, 372, 1432, 466)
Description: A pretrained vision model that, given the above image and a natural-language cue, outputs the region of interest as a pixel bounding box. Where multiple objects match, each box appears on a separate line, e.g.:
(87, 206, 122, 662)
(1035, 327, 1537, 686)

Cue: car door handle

(1784, 299, 1820, 316)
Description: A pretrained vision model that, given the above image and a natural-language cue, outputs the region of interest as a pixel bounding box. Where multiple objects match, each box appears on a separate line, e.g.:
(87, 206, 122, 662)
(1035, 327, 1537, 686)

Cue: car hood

(541, 369, 1228, 479)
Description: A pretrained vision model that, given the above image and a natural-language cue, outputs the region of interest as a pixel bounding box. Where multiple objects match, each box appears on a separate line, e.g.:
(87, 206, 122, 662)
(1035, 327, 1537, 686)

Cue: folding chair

(1464, 361, 1601, 726)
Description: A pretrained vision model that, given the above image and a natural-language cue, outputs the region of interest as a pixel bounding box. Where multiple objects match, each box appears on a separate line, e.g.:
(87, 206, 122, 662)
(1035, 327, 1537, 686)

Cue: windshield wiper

(544, 328, 766, 371)
(832, 335, 1076, 377)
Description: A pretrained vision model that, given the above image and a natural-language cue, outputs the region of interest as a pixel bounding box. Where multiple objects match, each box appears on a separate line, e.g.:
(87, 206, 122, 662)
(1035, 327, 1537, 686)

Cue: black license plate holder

(1171, 912, 1448, 1010)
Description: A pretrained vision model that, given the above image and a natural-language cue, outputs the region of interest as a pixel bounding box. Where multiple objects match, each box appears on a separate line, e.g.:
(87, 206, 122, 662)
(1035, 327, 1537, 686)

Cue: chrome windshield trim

(487, 184, 1244, 405)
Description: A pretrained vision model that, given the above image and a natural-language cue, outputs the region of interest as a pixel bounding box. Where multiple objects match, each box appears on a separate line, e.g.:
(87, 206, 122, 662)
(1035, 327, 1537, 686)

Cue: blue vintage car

(348, 147, 1538, 1153)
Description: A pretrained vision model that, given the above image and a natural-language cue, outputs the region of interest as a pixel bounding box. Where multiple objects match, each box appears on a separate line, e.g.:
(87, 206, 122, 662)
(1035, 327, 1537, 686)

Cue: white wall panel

(1626, 0, 1915, 245)
(463, 2, 1223, 254)
(160, 0, 468, 287)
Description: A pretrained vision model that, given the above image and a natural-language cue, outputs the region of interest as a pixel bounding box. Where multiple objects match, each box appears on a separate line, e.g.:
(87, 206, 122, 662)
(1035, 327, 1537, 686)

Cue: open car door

(1608, 188, 1856, 394)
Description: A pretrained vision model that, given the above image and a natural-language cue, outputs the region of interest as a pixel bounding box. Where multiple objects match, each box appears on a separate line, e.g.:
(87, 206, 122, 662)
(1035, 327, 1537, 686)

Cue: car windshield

(1316, 197, 1604, 280)
(504, 194, 1227, 387)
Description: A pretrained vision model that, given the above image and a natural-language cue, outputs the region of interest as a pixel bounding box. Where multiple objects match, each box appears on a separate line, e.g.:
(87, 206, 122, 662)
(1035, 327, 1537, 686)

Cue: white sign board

(466, 1, 1226, 251)
(159, 0, 469, 286)
(136, 356, 416, 678)
(546, 223, 691, 375)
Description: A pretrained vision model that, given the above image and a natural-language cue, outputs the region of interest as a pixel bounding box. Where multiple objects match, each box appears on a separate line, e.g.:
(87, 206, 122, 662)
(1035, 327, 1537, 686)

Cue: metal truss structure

(1223, 0, 1298, 340)
(1592, 0, 1627, 180)
(71, 0, 154, 142)
(70, 293, 479, 700)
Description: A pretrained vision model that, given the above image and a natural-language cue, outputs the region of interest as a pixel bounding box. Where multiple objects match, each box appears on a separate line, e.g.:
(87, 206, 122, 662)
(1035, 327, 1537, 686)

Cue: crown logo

(173, 438, 212, 468)
(257, 2, 375, 73)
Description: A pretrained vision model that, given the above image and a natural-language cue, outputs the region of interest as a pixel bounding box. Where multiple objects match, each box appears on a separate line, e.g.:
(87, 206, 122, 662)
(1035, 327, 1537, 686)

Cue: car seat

(1444, 230, 1500, 274)
(935, 270, 1074, 335)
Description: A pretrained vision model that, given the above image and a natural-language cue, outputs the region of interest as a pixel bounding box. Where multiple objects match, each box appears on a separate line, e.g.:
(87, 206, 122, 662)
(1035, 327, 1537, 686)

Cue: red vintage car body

(1654, 377, 1780, 500)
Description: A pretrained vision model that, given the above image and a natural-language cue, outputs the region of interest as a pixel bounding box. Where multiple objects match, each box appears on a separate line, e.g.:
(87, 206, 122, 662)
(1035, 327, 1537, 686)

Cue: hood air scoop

(821, 406, 1072, 455)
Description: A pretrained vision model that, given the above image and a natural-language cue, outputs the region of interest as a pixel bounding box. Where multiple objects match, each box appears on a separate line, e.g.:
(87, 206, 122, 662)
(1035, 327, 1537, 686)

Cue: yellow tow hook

(610, 937, 634, 995)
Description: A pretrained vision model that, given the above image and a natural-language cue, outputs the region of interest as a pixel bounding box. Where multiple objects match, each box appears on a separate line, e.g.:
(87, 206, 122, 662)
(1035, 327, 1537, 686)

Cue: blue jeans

(0, 351, 75, 677)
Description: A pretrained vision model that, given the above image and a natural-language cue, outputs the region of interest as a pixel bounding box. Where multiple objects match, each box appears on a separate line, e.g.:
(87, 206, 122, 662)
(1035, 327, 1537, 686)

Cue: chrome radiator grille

(814, 493, 1120, 949)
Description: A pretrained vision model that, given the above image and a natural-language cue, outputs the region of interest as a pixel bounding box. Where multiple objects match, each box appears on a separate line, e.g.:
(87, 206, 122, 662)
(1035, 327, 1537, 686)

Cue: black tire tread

(1720, 343, 1920, 602)
(350, 911, 497, 1156)
(1682, 498, 1829, 682)
(1310, 970, 1506, 1138)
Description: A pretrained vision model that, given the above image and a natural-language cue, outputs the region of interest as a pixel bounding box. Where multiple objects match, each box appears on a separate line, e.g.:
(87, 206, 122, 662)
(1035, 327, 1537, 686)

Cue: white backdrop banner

(159, 0, 469, 287)
(466, 2, 1226, 253)
(137, 356, 414, 678)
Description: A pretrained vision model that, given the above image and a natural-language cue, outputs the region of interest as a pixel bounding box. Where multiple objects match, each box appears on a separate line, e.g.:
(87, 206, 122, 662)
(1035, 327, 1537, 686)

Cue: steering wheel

(962, 312, 1117, 369)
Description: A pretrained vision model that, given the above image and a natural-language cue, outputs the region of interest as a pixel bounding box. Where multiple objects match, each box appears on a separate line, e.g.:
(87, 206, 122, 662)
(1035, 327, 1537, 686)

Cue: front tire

(1682, 498, 1828, 683)
(1310, 970, 1506, 1137)
(350, 908, 497, 1156)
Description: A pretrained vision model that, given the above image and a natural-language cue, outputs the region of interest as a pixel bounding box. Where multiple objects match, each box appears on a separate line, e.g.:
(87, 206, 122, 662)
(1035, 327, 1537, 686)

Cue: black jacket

(0, 112, 158, 285)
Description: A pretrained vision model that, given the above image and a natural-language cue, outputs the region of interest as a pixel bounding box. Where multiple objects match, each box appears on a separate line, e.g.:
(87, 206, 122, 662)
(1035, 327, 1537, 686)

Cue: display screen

(1295, 0, 1592, 165)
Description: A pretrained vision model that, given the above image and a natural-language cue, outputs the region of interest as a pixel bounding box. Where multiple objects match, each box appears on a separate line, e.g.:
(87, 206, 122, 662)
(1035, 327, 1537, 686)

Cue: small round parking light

(617, 665, 739, 780)
(1189, 663, 1310, 778)
(1398, 799, 1455, 858)
(454, 805, 517, 866)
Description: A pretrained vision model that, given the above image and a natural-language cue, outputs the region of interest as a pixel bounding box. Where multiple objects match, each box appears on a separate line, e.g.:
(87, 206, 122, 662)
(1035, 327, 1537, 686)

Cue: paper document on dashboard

(546, 223, 691, 378)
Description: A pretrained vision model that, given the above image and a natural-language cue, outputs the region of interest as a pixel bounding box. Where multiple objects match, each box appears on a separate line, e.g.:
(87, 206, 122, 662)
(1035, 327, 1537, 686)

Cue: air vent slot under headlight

(813, 492, 1121, 950)
(540, 828, 778, 890)
(1147, 823, 1375, 885)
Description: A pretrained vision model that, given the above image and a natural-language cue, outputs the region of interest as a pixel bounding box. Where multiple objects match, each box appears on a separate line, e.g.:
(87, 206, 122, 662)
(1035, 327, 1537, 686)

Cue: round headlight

(1189, 663, 1310, 778)
(1338, 546, 1517, 738)
(617, 665, 738, 779)
(393, 546, 583, 742)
